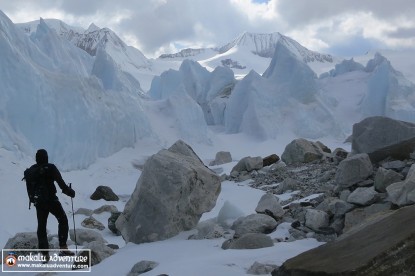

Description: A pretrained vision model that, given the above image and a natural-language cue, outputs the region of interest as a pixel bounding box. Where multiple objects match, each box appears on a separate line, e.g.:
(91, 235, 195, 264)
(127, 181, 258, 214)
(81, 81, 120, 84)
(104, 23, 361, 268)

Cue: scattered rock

(332, 148, 349, 164)
(223, 233, 274, 250)
(374, 167, 403, 193)
(281, 138, 325, 165)
(69, 228, 107, 245)
(382, 160, 406, 171)
(231, 156, 263, 176)
(93, 205, 118, 214)
(78, 241, 115, 266)
(209, 151, 232, 166)
(335, 153, 373, 188)
(263, 154, 280, 167)
(386, 164, 415, 206)
(81, 216, 105, 231)
(247, 261, 279, 275)
(127, 260, 159, 276)
(304, 209, 329, 231)
(274, 178, 301, 194)
(108, 211, 122, 236)
(232, 214, 278, 238)
(4, 232, 39, 250)
(188, 219, 229, 240)
(255, 193, 284, 219)
(75, 208, 94, 216)
(273, 205, 415, 276)
(116, 140, 221, 244)
(352, 116, 415, 163)
(347, 187, 379, 206)
(90, 186, 119, 201)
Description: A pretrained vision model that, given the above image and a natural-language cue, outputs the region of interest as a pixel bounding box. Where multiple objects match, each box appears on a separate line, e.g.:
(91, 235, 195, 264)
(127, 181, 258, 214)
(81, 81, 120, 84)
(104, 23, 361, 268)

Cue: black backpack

(23, 165, 51, 208)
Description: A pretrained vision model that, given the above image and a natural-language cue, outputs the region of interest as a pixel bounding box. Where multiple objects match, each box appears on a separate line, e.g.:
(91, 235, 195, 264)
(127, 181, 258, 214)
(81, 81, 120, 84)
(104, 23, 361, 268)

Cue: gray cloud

(388, 27, 415, 39)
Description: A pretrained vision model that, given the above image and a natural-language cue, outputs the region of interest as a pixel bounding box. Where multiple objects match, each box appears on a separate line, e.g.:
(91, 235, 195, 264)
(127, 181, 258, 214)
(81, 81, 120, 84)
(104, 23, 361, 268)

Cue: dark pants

(35, 200, 69, 249)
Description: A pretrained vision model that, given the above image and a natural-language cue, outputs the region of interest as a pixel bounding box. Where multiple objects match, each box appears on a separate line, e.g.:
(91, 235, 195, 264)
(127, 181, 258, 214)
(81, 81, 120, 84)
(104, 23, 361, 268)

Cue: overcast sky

(1, 0, 414, 58)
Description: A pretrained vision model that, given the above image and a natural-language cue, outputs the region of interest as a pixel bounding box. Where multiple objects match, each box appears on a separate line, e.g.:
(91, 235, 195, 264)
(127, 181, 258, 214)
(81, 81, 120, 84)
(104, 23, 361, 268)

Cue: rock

(374, 167, 403, 193)
(281, 138, 324, 165)
(347, 187, 379, 206)
(69, 229, 107, 245)
(75, 208, 94, 216)
(275, 178, 301, 194)
(127, 260, 159, 276)
(316, 198, 354, 216)
(106, 244, 119, 250)
(351, 116, 415, 163)
(316, 141, 331, 153)
(77, 241, 115, 266)
(344, 202, 392, 232)
(90, 186, 119, 201)
(386, 164, 415, 206)
(224, 233, 274, 250)
(4, 232, 38, 250)
(273, 205, 415, 276)
(335, 153, 373, 188)
(255, 193, 284, 219)
(231, 214, 278, 238)
(108, 211, 122, 235)
(231, 156, 263, 175)
(217, 201, 245, 227)
(81, 216, 105, 231)
(93, 205, 118, 214)
(382, 160, 406, 171)
(304, 209, 329, 231)
(332, 148, 349, 164)
(116, 140, 221, 244)
(188, 219, 228, 240)
(209, 151, 232, 166)
(263, 154, 280, 167)
(247, 261, 279, 275)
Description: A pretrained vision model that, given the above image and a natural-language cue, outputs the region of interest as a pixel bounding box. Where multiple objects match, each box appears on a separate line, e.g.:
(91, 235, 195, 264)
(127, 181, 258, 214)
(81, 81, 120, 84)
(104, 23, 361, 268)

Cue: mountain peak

(87, 23, 100, 33)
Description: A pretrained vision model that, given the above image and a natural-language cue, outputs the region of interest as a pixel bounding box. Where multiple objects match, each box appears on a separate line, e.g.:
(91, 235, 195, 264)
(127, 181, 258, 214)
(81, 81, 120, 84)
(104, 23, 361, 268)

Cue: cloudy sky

(1, 0, 414, 58)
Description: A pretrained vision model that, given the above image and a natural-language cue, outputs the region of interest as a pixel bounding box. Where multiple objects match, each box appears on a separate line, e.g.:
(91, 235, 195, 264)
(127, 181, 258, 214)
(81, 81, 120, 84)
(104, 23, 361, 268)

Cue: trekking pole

(69, 183, 78, 253)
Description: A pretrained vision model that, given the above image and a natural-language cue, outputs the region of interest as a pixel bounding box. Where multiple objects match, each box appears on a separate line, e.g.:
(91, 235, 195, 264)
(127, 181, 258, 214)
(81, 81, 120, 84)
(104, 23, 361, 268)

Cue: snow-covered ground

(0, 131, 348, 275)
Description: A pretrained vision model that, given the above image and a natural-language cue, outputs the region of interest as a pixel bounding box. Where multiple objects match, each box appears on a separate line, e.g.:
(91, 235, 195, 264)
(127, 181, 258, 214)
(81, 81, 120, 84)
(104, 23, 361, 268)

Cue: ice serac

(225, 40, 341, 140)
(148, 60, 235, 127)
(0, 11, 152, 170)
(362, 53, 415, 122)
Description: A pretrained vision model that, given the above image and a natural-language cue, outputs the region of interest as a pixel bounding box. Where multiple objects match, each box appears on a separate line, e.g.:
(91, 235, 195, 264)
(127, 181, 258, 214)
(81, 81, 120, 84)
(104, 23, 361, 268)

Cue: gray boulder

(347, 187, 379, 206)
(230, 156, 263, 176)
(79, 241, 115, 266)
(90, 186, 119, 201)
(4, 232, 38, 250)
(273, 205, 415, 276)
(231, 214, 278, 238)
(223, 233, 274, 250)
(116, 140, 221, 244)
(127, 260, 159, 276)
(344, 202, 392, 233)
(374, 167, 404, 193)
(386, 164, 415, 206)
(304, 209, 329, 231)
(352, 116, 415, 163)
(281, 138, 324, 165)
(317, 198, 354, 216)
(69, 228, 107, 245)
(108, 211, 122, 235)
(93, 205, 118, 214)
(209, 151, 232, 166)
(335, 153, 373, 188)
(247, 261, 279, 275)
(255, 193, 284, 219)
(81, 216, 105, 231)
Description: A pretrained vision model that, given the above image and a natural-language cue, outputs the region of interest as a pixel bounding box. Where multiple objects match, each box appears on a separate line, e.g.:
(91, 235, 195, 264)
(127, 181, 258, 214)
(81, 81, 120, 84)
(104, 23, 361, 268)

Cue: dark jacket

(28, 163, 69, 200)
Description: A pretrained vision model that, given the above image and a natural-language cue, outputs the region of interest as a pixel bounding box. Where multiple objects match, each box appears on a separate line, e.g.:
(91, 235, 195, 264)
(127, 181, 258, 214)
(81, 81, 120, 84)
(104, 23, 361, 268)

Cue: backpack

(23, 164, 51, 207)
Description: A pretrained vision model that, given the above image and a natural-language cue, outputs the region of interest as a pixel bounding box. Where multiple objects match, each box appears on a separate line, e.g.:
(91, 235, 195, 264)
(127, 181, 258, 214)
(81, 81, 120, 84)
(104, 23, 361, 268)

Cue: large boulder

(90, 186, 119, 201)
(273, 205, 415, 275)
(255, 193, 284, 219)
(346, 187, 379, 206)
(281, 139, 325, 165)
(374, 167, 404, 193)
(352, 116, 415, 163)
(304, 209, 329, 231)
(231, 214, 278, 238)
(116, 140, 221, 244)
(386, 164, 415, 206)
(335, 153, 373, 188)
(230, 156, 263, 175)
(4, 232, 38, 250)
(209, 151, 232, 166)
(223, 233, 274, 250)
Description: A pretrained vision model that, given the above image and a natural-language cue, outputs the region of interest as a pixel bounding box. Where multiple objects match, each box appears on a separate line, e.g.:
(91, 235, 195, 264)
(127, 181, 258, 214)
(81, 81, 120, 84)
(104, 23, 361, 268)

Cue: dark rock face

(352, 116, 415, 163)
(272, 205, 415, 275)
(263, 154, 280, 167)
(90, 186, 119, 201)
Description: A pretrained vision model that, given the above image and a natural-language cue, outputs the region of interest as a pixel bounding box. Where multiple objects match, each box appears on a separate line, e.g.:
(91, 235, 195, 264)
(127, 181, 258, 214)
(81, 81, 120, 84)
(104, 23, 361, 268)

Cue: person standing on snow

(24, 149, 76, 257)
